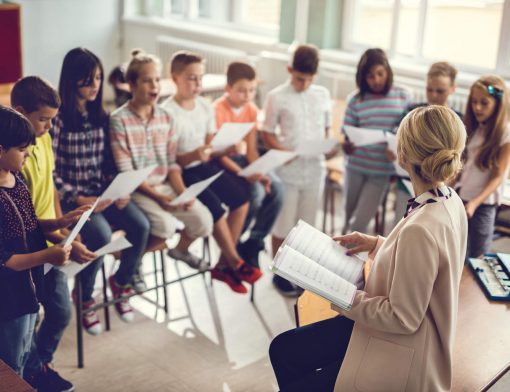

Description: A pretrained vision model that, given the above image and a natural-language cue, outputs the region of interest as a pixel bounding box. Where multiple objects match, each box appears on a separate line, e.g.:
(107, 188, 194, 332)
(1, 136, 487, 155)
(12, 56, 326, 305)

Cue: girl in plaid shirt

(52, 48, 151, 334)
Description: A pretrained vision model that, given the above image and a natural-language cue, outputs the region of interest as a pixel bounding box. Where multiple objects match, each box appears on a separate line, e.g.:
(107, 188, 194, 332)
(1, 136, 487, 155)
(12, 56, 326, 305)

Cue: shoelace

(84, 310, 99, 325)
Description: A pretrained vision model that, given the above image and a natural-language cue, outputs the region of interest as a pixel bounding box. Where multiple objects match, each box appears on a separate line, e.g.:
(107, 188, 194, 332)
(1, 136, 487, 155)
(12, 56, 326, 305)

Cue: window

(345, 0, 510, 73)
(128, 0, 281, 36)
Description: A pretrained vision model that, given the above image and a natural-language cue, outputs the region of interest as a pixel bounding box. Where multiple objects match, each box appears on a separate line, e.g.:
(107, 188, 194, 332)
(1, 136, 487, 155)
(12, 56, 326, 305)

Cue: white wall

(17, 0, 122, 99)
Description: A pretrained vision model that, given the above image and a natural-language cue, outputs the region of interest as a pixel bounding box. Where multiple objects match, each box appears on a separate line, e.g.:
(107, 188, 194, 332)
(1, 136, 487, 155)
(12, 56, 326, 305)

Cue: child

(458, 75, 510, 260)
(341, 48, 411, 235)
(11, 76, 95, 391)
(52, 48, 151, 334)
(110, 50, 213, 272)
(162, 51, 262, 294)
(393, 62, 461, 224)
(0, 106, 78, 377)
(213, 61, 284, 268)
(262, 44, 334, 296)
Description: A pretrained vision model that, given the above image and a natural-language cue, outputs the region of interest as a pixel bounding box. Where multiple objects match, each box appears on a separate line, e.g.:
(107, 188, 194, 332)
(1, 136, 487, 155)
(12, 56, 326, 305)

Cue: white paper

(56, 236, 133, 278)
(295, 139, 339, 156)
(344, 125, 387, 146)
(238, 149, 297, 177)
(169, 171, 223, 206)
(210, 122, 255, 152)
(402, 179, 415, 197)
(101, 165, 157, 201)
(385, 132, 409, 177)
(62, 199, 99, 247)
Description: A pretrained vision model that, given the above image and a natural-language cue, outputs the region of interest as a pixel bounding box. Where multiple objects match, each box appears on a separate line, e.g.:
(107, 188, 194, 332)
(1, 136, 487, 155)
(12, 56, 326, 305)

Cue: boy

(162, 52, 262, 294)
(213, 62, 283, 268)
(392, 61, 461, 224)
(262, 44, 334, 296)
(11, 76, 95, 392)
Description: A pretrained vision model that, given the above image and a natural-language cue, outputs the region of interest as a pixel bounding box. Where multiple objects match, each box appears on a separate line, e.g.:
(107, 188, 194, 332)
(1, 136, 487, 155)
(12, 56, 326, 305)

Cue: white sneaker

(82, 302, 103, 336)
(167, 248, 209, 272)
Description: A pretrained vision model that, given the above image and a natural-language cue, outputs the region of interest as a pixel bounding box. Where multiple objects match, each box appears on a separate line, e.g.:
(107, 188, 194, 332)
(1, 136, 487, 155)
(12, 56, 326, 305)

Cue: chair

(322, 157, 344, 236)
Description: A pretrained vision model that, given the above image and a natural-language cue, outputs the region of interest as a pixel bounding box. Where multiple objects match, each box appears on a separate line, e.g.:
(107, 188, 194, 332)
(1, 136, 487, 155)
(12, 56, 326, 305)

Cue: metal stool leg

(159, 249, 169, 314)
(152, 251, 160, 307)
(101, 262, 110, 331)
(75, 275, 84, 368)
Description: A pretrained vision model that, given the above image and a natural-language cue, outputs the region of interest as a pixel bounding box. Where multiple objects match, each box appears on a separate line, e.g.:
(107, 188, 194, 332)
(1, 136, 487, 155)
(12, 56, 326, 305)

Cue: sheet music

(210, 122, 254, 153)
(385, 133, 408, 177)
(56, 237, 133, 278)
(295, 139, 339, 156)
(62, 199, 99, 247)
(344, 125, 387, 146)
(100, 165, 157, 201)
(238, 150, 297, 177)
(169, 171, 223, 206)
(273, 246, 356, 309)
(283, 220, 364, 284)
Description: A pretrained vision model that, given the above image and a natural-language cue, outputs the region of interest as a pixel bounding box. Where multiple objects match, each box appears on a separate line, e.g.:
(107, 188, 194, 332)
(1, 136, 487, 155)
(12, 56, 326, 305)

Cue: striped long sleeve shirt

(342, 86, 411, 176)
(109, 103, 180, 186)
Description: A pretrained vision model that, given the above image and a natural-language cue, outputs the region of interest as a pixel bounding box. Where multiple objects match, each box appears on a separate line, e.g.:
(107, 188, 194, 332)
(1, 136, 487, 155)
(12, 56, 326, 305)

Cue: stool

(74, 235, 211, 368)
(322, 169, 343, 236)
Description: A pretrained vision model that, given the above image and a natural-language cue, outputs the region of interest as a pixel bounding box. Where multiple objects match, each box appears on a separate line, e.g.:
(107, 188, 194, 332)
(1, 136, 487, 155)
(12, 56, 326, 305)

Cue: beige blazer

(335, 191, 467, 391)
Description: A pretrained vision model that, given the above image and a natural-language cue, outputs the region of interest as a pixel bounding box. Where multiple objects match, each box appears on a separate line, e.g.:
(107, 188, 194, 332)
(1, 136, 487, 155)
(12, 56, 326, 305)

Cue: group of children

(1, 42, 509, 391)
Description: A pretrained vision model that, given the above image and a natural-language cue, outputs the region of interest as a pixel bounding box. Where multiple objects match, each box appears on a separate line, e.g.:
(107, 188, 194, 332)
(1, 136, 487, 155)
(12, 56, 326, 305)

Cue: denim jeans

(24, 269, 71, 377)
(0, 312, 37, 376)
(466, 203, 497, 262)
(62, 200, 150, 301)
(231, 156, 284, 243)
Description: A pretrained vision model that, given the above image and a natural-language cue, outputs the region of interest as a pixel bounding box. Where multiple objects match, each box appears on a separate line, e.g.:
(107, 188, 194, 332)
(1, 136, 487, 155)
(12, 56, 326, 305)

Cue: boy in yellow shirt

(12, 76, 95, 391)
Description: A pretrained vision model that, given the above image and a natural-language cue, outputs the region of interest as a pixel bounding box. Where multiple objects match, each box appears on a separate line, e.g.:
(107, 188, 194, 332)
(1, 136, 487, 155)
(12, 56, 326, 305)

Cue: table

(0, 359, 35, 392)
(296, 267, 510, 391)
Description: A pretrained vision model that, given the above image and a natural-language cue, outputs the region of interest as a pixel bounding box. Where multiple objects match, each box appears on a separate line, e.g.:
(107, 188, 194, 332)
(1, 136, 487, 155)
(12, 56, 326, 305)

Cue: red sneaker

(235, 262, 263, 284)
(71, 288, 103, 335)
(108, 275, 134, 323)
(211, 266, 248, 294)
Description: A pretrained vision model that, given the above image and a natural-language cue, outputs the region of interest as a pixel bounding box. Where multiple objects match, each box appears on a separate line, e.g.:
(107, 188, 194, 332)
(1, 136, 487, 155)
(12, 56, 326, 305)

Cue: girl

(109, 50, 214, 273)
(52, 48, 151, 334)
(0, 106, 81, 376)
(341, 48, 411, 234)
(459, 75, 510, 260)
(270, 106, 468, 391)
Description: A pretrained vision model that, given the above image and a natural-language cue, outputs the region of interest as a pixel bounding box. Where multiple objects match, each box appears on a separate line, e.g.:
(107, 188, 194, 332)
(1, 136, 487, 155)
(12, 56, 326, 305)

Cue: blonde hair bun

(398, 105, 466, 183)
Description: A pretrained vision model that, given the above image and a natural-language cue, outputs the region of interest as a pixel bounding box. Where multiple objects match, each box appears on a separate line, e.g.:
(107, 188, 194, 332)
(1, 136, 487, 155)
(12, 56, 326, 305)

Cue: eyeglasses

(487, 85, 504, 99)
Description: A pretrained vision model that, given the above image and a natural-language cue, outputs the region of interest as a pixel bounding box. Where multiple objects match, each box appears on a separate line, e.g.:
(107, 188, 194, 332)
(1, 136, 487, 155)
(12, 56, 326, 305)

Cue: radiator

(156, 35, 249, 75)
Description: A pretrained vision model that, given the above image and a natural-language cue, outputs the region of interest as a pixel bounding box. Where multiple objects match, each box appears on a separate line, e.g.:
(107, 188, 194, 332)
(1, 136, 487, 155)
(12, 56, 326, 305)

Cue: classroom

(0, 1, 510, 391)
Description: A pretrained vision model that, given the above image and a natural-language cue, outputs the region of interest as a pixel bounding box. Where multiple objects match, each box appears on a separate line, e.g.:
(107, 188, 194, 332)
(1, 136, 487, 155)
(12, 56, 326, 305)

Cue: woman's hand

(46, 244, 72, 266)
(465, 200, 480, 219)
(334, 231, 378, 256)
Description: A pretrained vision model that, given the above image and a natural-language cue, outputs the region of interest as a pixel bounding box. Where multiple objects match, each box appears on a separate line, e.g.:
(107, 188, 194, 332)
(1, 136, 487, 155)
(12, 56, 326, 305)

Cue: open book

(271, 220, 365, 310)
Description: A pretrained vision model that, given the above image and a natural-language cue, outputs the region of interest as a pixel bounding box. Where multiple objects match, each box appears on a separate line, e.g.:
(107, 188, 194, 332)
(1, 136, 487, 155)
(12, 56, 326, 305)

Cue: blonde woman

(269, 106, 468, 392)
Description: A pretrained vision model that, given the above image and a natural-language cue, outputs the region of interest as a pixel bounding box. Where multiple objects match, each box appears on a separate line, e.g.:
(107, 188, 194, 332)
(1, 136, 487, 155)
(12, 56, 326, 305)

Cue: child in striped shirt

(342, 48, 411, 234)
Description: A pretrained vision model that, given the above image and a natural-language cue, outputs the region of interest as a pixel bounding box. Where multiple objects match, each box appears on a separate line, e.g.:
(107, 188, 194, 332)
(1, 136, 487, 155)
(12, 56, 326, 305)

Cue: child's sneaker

(211, 265, 248, 294)
(82, 299, 103, 335)
(27, 363, 75, 392)
(108, 275, 135, 323)
(71, 289, 103, 335)
(235, 262, 263, 284)
(131, 272, 147, 294)
(167, 248, 209, 272)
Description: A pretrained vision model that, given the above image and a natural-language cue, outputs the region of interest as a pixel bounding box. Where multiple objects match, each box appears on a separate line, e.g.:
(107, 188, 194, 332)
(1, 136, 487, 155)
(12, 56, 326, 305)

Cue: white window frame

(342, 0, 510, 77)
(133, 0, 281, 38)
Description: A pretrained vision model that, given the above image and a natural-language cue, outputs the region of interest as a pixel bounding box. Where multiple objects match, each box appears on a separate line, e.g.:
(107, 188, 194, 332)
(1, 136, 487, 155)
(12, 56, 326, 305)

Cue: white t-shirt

(161, 96, 216, 167)
(263, 81, 332, 185)
(459, 123, 510, 205)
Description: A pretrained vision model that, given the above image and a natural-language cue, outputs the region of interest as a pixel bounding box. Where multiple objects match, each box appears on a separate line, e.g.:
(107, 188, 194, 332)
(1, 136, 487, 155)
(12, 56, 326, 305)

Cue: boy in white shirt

(262, 44, 335, 296)
(162, 51, 262, 294)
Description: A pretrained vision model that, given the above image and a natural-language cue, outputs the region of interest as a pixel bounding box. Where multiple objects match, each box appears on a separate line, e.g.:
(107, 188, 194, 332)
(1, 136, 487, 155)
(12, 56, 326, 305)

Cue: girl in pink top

(459, 75, 510, 260)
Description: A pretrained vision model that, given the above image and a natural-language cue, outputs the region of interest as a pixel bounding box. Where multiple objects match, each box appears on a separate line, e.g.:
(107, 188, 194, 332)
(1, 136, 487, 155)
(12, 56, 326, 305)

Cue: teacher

(269, 105, 468, 391)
